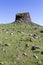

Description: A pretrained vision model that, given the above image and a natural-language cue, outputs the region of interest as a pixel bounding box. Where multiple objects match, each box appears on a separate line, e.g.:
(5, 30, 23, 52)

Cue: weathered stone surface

(15, 12, 32, 24)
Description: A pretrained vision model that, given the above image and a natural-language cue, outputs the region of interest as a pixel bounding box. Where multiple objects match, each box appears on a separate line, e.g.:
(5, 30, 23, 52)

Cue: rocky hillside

(0, 12, 43, 65)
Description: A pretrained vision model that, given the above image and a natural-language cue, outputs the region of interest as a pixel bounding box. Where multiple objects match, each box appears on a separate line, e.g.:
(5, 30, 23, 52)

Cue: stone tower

(15, 12, 32, 24)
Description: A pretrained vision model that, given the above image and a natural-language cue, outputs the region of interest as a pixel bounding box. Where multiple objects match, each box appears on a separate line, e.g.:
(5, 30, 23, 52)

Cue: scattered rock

(10, 32, 14, 35)
(35, 36, 38, 39)
(0, 43, 10, 47)
(30, 34, 38, 42)
(30, 37, 34, 42)
(37, 60, 42, 65)
(33, 55, 38, 59)
(33, 34, 38, 39)
(29, 34, 33, 36)
(41, 51, 43, 55)
(23, 53, 27, 56)
(31, 46, 40, 50)
(0, 62, 4, 65)
(4, 44, 9, 46)
(34, 46, 40, 49)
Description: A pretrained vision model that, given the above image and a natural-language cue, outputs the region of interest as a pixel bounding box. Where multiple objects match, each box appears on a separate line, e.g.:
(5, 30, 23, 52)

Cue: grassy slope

(0, 22, 43, 65)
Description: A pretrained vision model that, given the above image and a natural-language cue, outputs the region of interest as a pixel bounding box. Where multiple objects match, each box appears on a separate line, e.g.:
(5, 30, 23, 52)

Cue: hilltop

(15, 12, 39, 25)
(0, 12, 43, 65)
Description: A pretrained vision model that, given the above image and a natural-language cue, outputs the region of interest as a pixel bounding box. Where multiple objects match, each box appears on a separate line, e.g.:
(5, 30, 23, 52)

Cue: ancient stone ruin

(15, 12, 33, 24)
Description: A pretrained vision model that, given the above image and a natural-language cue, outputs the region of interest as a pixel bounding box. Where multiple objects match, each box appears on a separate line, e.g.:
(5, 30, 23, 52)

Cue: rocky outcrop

(15, 12, 33, 24)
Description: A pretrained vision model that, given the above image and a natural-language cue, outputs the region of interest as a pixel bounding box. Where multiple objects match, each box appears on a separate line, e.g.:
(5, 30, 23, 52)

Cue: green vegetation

(0, 22, 43, 65)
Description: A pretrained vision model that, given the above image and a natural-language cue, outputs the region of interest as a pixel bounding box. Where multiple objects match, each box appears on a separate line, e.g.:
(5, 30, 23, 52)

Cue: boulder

(23, 53, 27, 56)
(37, 61, 42, 65)
(33, 34, 37, 38)
(33, 55, 38, 59)
(31, 46, 40, 50)
(33, 34, 38, 39)
(30, 37, 35, 42)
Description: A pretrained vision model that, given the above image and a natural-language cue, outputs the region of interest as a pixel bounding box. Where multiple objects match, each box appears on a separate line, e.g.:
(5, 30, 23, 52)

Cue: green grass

(0, 22, 43, 65)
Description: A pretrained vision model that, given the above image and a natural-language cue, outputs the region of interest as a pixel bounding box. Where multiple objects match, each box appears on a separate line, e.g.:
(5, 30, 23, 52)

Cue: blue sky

(0, 0, 43, 25)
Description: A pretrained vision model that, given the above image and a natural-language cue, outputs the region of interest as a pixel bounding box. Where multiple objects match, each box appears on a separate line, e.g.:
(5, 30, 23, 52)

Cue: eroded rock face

(15, 12, 32, 24)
